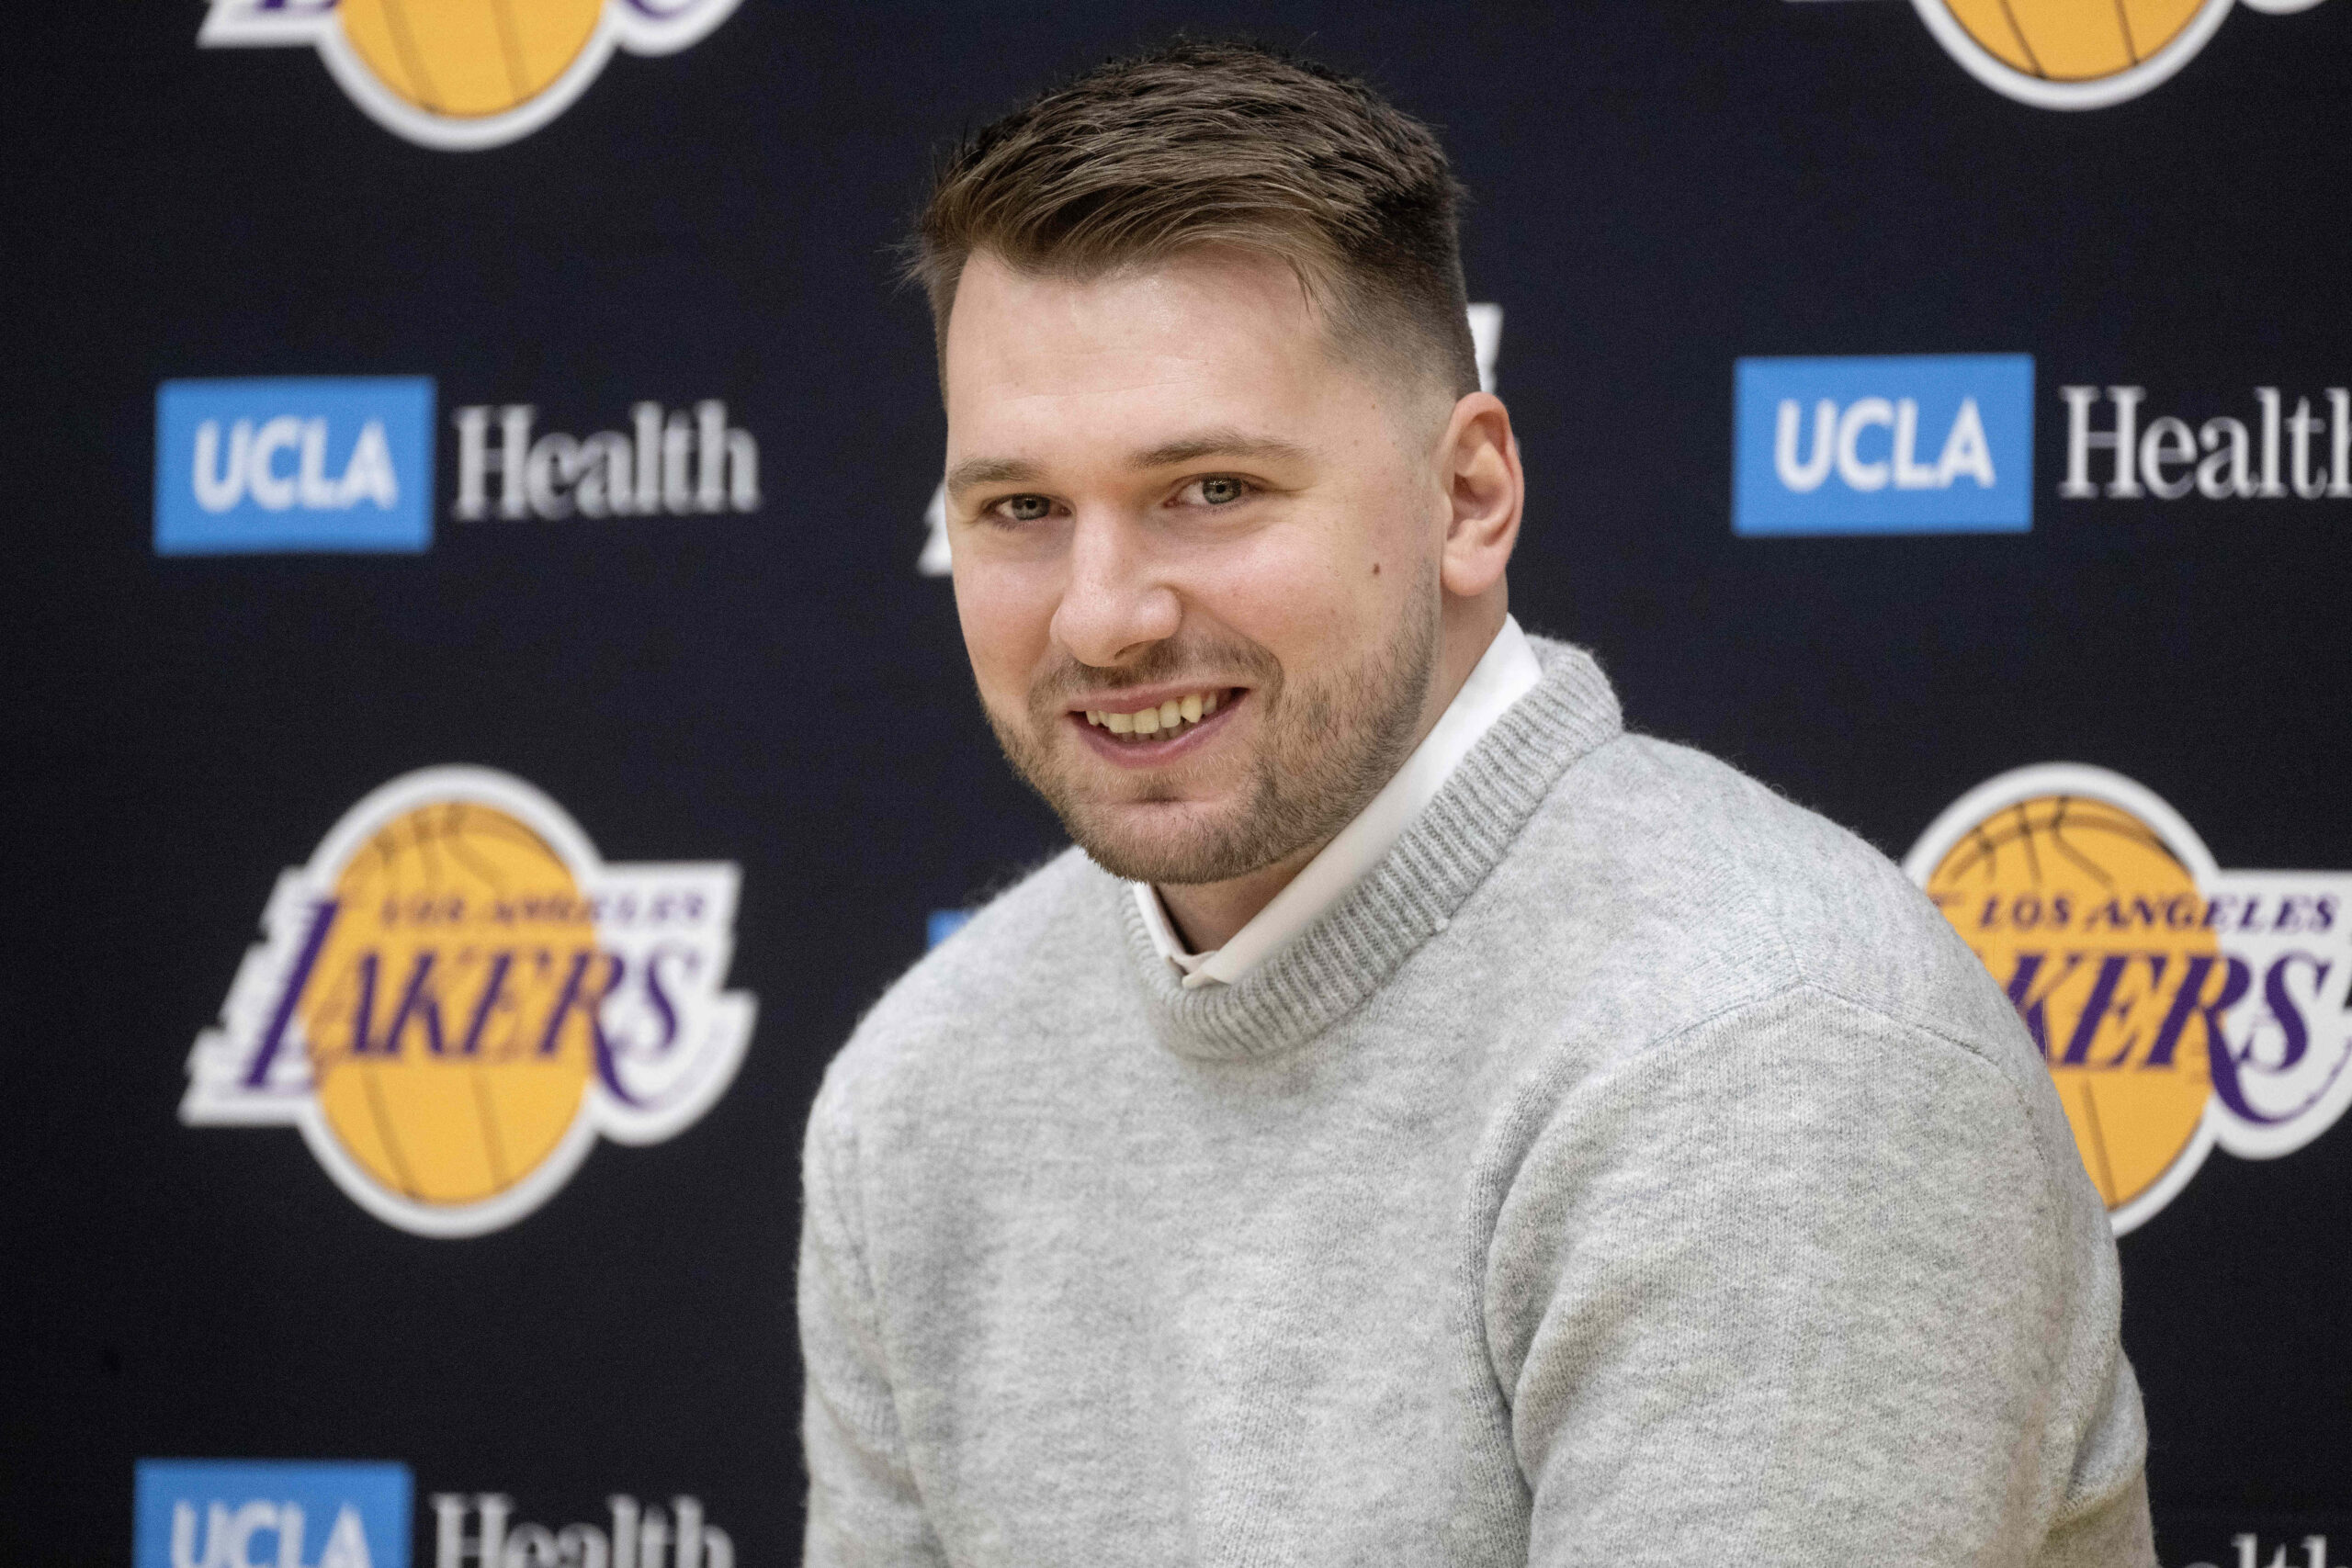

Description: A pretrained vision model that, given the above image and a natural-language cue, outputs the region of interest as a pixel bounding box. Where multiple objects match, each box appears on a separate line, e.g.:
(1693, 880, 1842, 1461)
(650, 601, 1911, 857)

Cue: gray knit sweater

(798, 638, 2154, 1566)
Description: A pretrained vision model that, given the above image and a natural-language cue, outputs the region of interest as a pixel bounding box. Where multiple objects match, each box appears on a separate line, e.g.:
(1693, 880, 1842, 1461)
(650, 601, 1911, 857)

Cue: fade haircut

(911, 39, 1478, 402)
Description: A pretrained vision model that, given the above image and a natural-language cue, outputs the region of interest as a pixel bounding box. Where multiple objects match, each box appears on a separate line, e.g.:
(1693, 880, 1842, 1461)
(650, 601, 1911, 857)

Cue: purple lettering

(350, 952, 388, 1055)
(640, 946, 692, 1055)
(240, 898, 339, 1087)
(2058, 953, 2168, 1067)
(2262, 954, 2328, 1075)
(537, 947, 625, 1070)
(359, 952, 448, 1056)
(456, 951, 517, 1056)
(2145, 953, 2251, 1069)
(2207, 953, 2335, 1125)
(2004, 952, 2084, 1059)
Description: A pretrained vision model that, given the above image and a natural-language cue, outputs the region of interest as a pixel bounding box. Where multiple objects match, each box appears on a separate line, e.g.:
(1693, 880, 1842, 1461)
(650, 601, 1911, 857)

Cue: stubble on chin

(983, 601, 1439, 888)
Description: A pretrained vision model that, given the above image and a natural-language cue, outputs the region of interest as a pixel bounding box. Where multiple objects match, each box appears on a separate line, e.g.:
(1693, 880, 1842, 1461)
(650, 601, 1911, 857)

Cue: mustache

(1026, 635, 1283, 709)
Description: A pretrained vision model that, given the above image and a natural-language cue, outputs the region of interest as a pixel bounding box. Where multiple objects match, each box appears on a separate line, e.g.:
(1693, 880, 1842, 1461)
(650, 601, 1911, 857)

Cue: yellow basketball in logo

(1926, 795, 2216, 1210)
(1936, 0, 2205, 81)
(339, 0, 604, 120)
(302, 801, 598, 1208)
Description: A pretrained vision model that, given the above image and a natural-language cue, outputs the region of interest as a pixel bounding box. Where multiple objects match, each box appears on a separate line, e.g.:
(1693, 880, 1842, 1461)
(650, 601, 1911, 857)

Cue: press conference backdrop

(6, 4, 2347, 1564)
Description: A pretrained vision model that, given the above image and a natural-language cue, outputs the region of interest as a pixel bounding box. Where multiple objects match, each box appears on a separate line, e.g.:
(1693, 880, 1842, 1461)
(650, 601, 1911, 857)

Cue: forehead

(941, 249, 1363, 453)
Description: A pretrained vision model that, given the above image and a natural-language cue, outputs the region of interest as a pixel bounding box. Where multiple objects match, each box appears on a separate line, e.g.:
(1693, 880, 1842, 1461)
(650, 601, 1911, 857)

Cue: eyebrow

(1128, 429, 1311, 471)
(944, 457, 1039, 497)
(944, 429, 1310, 502)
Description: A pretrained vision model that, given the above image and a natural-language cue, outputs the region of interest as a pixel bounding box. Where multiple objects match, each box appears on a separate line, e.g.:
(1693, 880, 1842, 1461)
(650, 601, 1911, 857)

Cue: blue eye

(1199, 477, 1242, 504)
(998, 494, 1052, 523)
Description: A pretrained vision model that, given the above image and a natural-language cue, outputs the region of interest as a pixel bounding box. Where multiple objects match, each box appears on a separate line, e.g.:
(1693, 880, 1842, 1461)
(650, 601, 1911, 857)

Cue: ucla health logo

(1733, 355, 2033, 536)
(183, 767, 754, 1236)
(433, 1493, 733, 1568)
(198, 0, 741, 152)
(1908, 765, 2352, 1233)
(136, 1460, 411, 1568)
(156, 378, 435, 556)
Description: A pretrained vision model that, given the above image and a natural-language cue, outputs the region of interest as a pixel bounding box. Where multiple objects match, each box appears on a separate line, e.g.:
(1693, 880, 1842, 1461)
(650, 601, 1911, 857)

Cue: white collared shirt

(1133, 615, 1544, 988)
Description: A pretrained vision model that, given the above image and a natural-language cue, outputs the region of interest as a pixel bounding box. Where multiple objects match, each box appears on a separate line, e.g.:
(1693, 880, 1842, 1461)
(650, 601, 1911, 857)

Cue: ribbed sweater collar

(1113, 636, 1623, 1062)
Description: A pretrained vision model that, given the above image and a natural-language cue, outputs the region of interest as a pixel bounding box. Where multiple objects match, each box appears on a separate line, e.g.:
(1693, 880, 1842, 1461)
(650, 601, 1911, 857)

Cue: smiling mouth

(1076, 688, 1239, 744)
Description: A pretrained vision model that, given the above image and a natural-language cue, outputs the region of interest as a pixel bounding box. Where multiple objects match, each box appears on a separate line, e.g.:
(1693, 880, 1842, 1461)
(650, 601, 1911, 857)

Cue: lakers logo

(198, 0, 741, 151)
(184, 767, 753, 1235)
(1907, 0, 2326, 109)
(1907, 764, 2352, 1232)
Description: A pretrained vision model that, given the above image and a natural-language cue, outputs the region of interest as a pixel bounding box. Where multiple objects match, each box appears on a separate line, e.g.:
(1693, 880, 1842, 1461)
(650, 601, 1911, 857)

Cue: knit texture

(799, 637, 2154, 1567)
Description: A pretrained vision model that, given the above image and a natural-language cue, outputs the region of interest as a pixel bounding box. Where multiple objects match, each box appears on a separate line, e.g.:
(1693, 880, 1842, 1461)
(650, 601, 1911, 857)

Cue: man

(799, 40, 2153, 1566)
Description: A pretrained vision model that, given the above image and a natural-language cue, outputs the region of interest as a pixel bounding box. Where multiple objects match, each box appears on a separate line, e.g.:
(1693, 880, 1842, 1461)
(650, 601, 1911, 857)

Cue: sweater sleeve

(798, 1074, 948, 1567)
(1487, 984, 2153, 1567)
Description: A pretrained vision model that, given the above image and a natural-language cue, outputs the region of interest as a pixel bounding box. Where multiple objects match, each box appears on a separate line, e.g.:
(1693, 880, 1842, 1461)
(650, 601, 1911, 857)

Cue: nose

(1050, 512, 1182, 669)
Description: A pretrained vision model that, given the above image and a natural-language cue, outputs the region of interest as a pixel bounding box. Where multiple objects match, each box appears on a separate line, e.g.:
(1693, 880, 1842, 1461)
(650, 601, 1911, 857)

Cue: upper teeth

(1087, 691, 1221, 736)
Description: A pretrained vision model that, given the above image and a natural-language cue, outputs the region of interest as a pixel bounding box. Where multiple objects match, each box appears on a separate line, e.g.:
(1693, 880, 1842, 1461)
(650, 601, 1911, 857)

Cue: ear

(1436, 392, 1522, 602)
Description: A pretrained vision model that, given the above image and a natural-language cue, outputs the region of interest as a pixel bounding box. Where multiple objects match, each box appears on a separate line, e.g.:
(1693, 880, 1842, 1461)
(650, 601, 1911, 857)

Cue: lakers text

(1908, 765, 2352, 1233)
(183, 768, 754, 1236)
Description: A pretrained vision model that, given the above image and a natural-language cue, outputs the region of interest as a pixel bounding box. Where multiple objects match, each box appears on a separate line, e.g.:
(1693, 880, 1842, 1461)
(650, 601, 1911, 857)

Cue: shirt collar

(1132, 615, 1544, 988)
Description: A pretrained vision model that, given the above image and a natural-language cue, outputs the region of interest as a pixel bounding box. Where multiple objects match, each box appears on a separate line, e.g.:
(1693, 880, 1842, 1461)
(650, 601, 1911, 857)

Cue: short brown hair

(911, 39, 1478, 400)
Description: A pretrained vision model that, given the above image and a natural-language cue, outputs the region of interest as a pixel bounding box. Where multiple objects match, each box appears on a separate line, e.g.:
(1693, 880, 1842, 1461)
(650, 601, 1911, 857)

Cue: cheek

(1195, 511, 1396, 665)
(953, 558, 1059, 705)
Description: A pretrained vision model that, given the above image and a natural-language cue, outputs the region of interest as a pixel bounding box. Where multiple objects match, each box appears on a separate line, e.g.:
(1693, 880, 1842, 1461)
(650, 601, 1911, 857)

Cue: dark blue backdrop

(7, 5, 2348, 1563)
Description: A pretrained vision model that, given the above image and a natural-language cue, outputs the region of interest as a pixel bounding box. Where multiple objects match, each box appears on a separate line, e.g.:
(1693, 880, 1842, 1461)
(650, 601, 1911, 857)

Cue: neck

(1155, 595, 1507, 953)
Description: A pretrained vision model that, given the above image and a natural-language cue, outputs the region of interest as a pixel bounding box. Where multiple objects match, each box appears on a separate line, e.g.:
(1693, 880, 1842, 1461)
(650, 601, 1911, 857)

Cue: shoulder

(808, 844, 1120, 1145)
(1489, 738, 2110, 1305)
(1510, 732, 2033, 1077)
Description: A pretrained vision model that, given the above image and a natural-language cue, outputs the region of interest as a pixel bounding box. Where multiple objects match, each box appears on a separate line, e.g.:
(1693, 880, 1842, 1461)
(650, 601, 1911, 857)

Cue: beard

(984, 573, 1441, 887)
